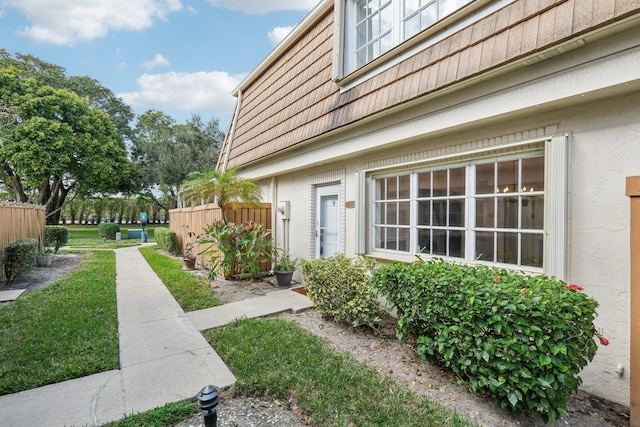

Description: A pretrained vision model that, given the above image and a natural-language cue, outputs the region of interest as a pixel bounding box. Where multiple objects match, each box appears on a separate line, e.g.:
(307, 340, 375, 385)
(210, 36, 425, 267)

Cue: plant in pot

(36, 247, 53, 267)
(273, 250, 298, 287)
(182, 230, 197, 270)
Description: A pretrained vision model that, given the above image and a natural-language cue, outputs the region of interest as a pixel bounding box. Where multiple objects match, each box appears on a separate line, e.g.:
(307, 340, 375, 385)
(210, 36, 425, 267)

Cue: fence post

(626, 176, 640, 427)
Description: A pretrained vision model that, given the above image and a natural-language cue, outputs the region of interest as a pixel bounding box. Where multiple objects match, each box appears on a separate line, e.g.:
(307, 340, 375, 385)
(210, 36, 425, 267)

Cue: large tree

(0, 50, 134, 141)
(0, 67, 139, 224)
(131, 110, 223, 210)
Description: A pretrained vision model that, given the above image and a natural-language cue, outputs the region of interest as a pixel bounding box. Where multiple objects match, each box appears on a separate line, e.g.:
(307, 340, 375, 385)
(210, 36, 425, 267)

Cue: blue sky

(0, 0, 320, 130)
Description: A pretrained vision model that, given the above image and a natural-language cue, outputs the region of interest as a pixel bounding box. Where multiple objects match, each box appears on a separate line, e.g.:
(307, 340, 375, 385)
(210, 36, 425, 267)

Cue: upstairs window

(344, 0, 473, 74)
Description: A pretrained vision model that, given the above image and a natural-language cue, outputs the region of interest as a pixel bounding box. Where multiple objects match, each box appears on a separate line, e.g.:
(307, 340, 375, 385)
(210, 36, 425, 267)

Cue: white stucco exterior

(242, 20, 640, 406)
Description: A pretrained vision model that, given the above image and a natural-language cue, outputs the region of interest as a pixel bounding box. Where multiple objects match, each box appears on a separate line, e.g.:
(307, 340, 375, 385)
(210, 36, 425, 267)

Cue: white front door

(316, 185, 340, 258)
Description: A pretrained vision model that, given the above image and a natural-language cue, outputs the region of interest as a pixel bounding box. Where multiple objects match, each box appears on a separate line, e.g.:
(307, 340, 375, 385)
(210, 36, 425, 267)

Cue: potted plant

(182, 230, 197, 270)
(273, 250, 298, 287)
(36, 247, 53, 267)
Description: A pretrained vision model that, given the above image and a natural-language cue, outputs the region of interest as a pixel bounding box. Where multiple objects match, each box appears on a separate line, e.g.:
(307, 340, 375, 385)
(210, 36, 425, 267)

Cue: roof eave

(231, 0, 333, 97)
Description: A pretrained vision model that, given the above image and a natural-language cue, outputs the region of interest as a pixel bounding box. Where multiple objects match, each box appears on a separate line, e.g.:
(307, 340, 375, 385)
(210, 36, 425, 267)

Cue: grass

(0, 251, 119, 395)
(101, 401, 201, 427)
(139, 245, 222, 311)
(66, 224, 158, 249)
(208, 317, 478, 427)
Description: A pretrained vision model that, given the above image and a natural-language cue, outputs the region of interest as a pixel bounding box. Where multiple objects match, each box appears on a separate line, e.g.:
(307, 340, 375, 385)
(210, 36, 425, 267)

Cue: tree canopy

(0, 50, 135, 140)
(131, 110, 223, 210)
(0, 67, 139, 224)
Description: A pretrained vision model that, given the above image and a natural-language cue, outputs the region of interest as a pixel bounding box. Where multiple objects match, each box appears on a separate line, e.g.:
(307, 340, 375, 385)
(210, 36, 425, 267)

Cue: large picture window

(371, 154, 545, 269)
(344, 0, 473, 74)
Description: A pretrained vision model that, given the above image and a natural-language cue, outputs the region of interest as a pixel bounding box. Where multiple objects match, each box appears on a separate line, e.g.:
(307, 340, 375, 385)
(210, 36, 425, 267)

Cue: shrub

(98, 222, 120, 240)
(154, 227, 180, 255)
(372, 258, 603, 423)
(45, 226, 68, 253)
(3, 238, 38, 285)
(301, 254, 381, 328)
(198, 220, 274, 280)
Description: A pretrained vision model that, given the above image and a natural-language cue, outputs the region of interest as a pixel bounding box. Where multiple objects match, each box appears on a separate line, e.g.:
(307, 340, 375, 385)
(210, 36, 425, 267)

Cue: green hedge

(45, 226, 68, 253)
(301, 254, 381, 328)
(3, 238, 38, 285)
(98, 222, 120, 240)
(153, 227, 180, 256)
(372, 258, 603, 423)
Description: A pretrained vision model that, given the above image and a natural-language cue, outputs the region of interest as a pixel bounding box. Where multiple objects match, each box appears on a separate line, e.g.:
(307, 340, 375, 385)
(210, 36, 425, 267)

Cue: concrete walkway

(0, 245, 312, 426)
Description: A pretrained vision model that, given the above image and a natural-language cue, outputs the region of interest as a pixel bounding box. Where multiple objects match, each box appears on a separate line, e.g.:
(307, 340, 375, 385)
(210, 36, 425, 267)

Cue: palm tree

(180, 166, 262, 223)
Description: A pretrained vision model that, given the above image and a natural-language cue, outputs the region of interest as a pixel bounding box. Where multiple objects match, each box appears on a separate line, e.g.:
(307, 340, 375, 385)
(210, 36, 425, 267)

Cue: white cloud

(118, 70, 246, 115)
(186, 4, 198, 13)
(205, 0, 318, 14)
(143, 53, 170, 70)
(267, 26, 293, 46)
(3, 0, 183, 45)
(118, 62, 129, 71)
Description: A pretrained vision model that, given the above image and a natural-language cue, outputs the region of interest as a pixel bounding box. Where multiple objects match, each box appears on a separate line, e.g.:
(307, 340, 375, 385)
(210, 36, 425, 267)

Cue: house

(217, 0, 640, 408)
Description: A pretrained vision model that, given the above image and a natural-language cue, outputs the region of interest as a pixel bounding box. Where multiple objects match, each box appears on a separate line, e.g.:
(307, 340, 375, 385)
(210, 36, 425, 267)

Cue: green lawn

(207, 317, 478, 427)
(0, 251, 119, 395)
(139, 245, 222, 311)
(65, 224, 160, 249)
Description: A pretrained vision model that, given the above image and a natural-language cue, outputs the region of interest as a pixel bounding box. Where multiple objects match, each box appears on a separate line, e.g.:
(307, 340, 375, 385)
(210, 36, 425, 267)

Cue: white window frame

(362, 135, 569, 279)
(342, 0, 473, 76)
(334, 0, 513, 83)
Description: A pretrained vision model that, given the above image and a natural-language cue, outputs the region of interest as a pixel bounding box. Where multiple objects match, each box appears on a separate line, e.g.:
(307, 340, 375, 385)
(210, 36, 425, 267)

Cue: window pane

(387, 227, 398, 250)
(387, 177, 397, 199)
(381, 4, 393, 32)
(475, 197, 494, 228)
(449, 230, 464, 258)
(372, 11, 381, 38)
(375, 226, 385, 249)
(398, 228, 410, 251)
(374, 202, 384, 224)
(497, 160, 518, 194)
(380, 32, 393, 55)
(521, 196, 543, 229)
(404, 13, 420, 39)
(433, 200, 447, 226)
(421, 3, 437, 28)
(399, 175, 410, 199)
(440, 0, 468, 17)
(386, 202, 397, 224)
(418, 172, 431, 197)
(356, 0, 369, 22)
(398, 201, 411, 225)
(522, 233, 543, 267)
(450, 167, 465, 195)
(449, 199, 465, 227)
(418, 201, 431, 225)
(433, 229, 447, 255)
(404, 0, 420, 16)
(496, 232, 518, 264)
(433, 169, 447, 196)
(476, 163, 494, 194)
(497, 197, 518, 229)
(522, 157, 544, 193)
(418, 228, 430, 253)
(475, 231, 494, 262)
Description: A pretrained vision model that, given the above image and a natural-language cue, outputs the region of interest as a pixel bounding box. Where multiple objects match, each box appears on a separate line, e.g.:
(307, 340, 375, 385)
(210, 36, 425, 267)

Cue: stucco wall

(561, 93, 639, 405)
(266, 91, 639, 406)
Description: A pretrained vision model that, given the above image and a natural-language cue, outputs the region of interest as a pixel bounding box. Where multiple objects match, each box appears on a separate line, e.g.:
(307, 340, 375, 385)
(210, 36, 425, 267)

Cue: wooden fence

(0, 202, 47, 280)
(169, 203, 272, 271)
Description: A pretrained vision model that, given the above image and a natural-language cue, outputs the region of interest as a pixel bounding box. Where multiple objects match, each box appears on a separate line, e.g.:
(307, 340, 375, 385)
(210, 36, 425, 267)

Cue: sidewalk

(0, 246, 312, 426)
